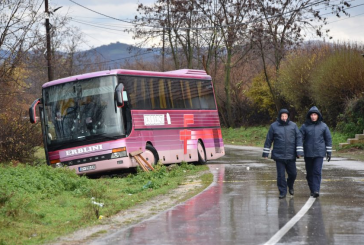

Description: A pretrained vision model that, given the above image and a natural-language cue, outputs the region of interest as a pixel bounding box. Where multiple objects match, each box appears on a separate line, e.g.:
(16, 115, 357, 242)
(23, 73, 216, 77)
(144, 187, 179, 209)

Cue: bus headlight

(55, 162, 64, 168)
(111, 147, 127, 159)
(50, 159, 64, 168)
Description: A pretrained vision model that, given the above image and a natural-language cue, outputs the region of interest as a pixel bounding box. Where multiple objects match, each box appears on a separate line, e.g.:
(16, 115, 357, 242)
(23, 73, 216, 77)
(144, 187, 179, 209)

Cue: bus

(29, 69, 225, 175)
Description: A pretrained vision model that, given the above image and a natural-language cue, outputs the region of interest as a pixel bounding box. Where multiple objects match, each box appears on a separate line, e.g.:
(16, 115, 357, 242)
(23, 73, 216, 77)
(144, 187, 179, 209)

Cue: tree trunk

(187, 29, 193, 68)
(167, 28, 179, 69)
(166, 0, 179, 69)
(224, 48, 233, 127)
(261, 50, 280, 112)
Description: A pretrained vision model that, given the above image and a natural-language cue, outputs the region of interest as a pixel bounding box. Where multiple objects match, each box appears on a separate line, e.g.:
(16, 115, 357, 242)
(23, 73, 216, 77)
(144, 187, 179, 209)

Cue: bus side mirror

(115, 83, 124, 107)
(29, 98, 41, 123)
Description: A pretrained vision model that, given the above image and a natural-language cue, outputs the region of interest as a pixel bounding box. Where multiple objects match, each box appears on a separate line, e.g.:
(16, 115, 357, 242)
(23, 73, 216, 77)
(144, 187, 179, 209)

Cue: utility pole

(45, 0, 53, 81)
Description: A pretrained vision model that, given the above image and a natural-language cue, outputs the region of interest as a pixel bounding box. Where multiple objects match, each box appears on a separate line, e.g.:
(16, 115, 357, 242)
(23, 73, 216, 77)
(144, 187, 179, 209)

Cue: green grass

(0, 163, 211, 245)
(221, 126, 364, 161)
(221, 126, 269, 146)
(33, 147, 46, 160)
(335, 143, 364, 161)
(222, 126, 353, 151)
(330, 131, 353, 150)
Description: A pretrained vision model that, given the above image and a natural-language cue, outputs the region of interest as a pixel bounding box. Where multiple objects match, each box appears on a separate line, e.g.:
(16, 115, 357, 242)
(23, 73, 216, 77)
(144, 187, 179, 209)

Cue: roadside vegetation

(221, 127, 364, 161)
(334, 144, 364, 162)
(221, 126, 269, 146)
(222, 127, 353, 149)
(0, 163, 212, 245)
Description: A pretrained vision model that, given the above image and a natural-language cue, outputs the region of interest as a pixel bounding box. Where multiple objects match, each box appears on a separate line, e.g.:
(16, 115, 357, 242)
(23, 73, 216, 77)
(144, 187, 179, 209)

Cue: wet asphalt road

(91, 145, 364, 245)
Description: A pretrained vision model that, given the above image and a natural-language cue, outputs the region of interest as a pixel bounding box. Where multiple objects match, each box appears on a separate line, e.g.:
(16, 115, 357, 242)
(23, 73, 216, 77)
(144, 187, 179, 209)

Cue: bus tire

(145, 144, 159, 165)
(197, 140, 207, 165)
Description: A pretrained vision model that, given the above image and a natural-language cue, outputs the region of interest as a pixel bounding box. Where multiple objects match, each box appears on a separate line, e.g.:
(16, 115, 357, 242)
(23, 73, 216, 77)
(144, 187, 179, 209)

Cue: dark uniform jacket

(300, 106, 332, 158)
(263, 109, 303, 160)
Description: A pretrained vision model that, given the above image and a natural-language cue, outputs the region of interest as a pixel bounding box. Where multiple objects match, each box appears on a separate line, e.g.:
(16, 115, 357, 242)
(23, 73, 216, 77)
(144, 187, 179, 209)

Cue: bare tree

(130, 0, 255, 127)
(0, 0, 46, 161)
(212, 0, 254, 127)
(27, 11, 105, 96)
(0, 0, 44, 103)
(251, 0, 351, 112)
(130, 0, 220, 71)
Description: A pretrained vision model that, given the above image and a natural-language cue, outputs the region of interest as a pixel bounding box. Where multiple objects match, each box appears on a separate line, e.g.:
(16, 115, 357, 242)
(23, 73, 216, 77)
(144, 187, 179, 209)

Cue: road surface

(90, 145, 364, 245)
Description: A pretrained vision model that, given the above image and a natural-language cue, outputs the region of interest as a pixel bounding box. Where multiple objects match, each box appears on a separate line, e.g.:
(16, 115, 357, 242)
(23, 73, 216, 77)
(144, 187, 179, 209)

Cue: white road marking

(264, 197, 316, 245)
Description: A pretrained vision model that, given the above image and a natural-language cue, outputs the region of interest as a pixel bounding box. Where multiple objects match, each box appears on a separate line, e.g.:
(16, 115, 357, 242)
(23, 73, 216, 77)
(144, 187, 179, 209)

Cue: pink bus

(29, 69, 225, 175)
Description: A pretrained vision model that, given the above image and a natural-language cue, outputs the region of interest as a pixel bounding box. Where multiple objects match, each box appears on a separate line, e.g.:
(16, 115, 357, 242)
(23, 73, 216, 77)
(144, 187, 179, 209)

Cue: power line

(69, 0, 143, 26)
(326, 4, 364, 24)
(71, 17, 133, 28)
(323, 11, 364, 26)
(71, 19, 134, 32)
(68, 0, 353, 31)
(61, 0, 362, 55)
(306, 4, 364, 32)
(65, 0, 362, 41)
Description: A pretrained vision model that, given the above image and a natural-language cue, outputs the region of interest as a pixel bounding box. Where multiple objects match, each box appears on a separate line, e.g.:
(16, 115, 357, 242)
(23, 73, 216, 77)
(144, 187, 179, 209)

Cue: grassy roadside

(221, 126, 364, 161)
(221, 126, 269, 146)
(334, 145, 364, 162)
(0, 163, 212, 245)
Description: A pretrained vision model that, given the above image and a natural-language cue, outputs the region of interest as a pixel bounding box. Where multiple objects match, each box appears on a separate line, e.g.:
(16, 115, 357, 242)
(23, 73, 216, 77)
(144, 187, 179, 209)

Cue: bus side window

(166, 79, 175, 109)
(188, 80, 201, 109)
(171, 80, 186, 109)
(158, 79, 172, 109)
(130, 77, 151, 109)
(199, 81, 216, 109)
(182, 81, 193, 109)
(149, 78, 160, 109)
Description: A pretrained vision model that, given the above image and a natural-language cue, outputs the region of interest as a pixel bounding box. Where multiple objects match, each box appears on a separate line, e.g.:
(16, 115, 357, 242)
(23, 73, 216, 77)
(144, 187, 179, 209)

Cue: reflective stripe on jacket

(300, 106, 332, 158)
(262, 120, 303, 160)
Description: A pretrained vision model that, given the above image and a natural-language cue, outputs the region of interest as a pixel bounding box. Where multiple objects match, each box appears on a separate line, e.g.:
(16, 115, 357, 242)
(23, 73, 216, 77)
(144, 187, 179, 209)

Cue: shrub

(0, 164, 93, 197)
(0, 109, 43, 163)
(310, 43, 364, 126)
(277, 43, 330, 122)
(336, 96, 364, 135)
(246, 70, 277, 119)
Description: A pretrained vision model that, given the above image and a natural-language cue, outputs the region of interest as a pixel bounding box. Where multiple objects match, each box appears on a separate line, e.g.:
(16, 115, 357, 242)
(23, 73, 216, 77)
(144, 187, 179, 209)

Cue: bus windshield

(43, 75, 124, 150)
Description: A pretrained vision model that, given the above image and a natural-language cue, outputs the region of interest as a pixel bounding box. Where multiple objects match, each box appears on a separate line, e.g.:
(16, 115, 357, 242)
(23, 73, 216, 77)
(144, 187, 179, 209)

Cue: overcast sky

(52, 0, 364, 50)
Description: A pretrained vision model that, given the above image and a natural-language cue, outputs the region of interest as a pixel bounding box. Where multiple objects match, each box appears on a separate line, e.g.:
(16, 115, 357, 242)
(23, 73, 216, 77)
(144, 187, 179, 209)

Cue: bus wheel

(197, 140, 207, 164)
(145, 144, 159, 165)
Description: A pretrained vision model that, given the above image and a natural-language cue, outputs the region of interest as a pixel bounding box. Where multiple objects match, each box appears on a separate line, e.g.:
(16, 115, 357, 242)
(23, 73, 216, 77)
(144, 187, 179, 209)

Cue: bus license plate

(79, 164, 96, 172)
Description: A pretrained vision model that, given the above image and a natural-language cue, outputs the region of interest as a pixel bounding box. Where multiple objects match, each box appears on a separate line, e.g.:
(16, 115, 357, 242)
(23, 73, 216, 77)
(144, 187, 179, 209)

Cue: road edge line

(264, 197, 316, 245)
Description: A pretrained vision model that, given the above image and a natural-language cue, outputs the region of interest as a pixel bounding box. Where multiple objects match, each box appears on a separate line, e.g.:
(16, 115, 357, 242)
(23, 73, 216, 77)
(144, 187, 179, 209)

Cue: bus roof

(42, 69, 211, 88)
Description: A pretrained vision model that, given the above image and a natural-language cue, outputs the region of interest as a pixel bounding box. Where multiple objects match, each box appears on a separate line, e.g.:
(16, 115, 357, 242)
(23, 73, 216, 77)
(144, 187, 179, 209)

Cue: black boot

(289, 188, 294, 196)
(313, 192, 319, 198)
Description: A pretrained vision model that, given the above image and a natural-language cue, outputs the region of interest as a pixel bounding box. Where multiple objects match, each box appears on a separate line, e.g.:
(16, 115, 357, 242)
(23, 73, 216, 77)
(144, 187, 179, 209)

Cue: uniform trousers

(304, 157, 324, 193)
(275, 159, 297, 195)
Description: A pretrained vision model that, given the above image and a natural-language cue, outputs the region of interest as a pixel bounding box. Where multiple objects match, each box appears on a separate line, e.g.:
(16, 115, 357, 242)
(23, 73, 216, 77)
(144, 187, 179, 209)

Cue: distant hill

(86, 42, 158, 62)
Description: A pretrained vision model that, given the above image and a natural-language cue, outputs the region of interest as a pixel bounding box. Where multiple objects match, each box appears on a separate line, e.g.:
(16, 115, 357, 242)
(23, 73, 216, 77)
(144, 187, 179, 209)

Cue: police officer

(263, 109, 304, 199)
(300, 106, 332, 198)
